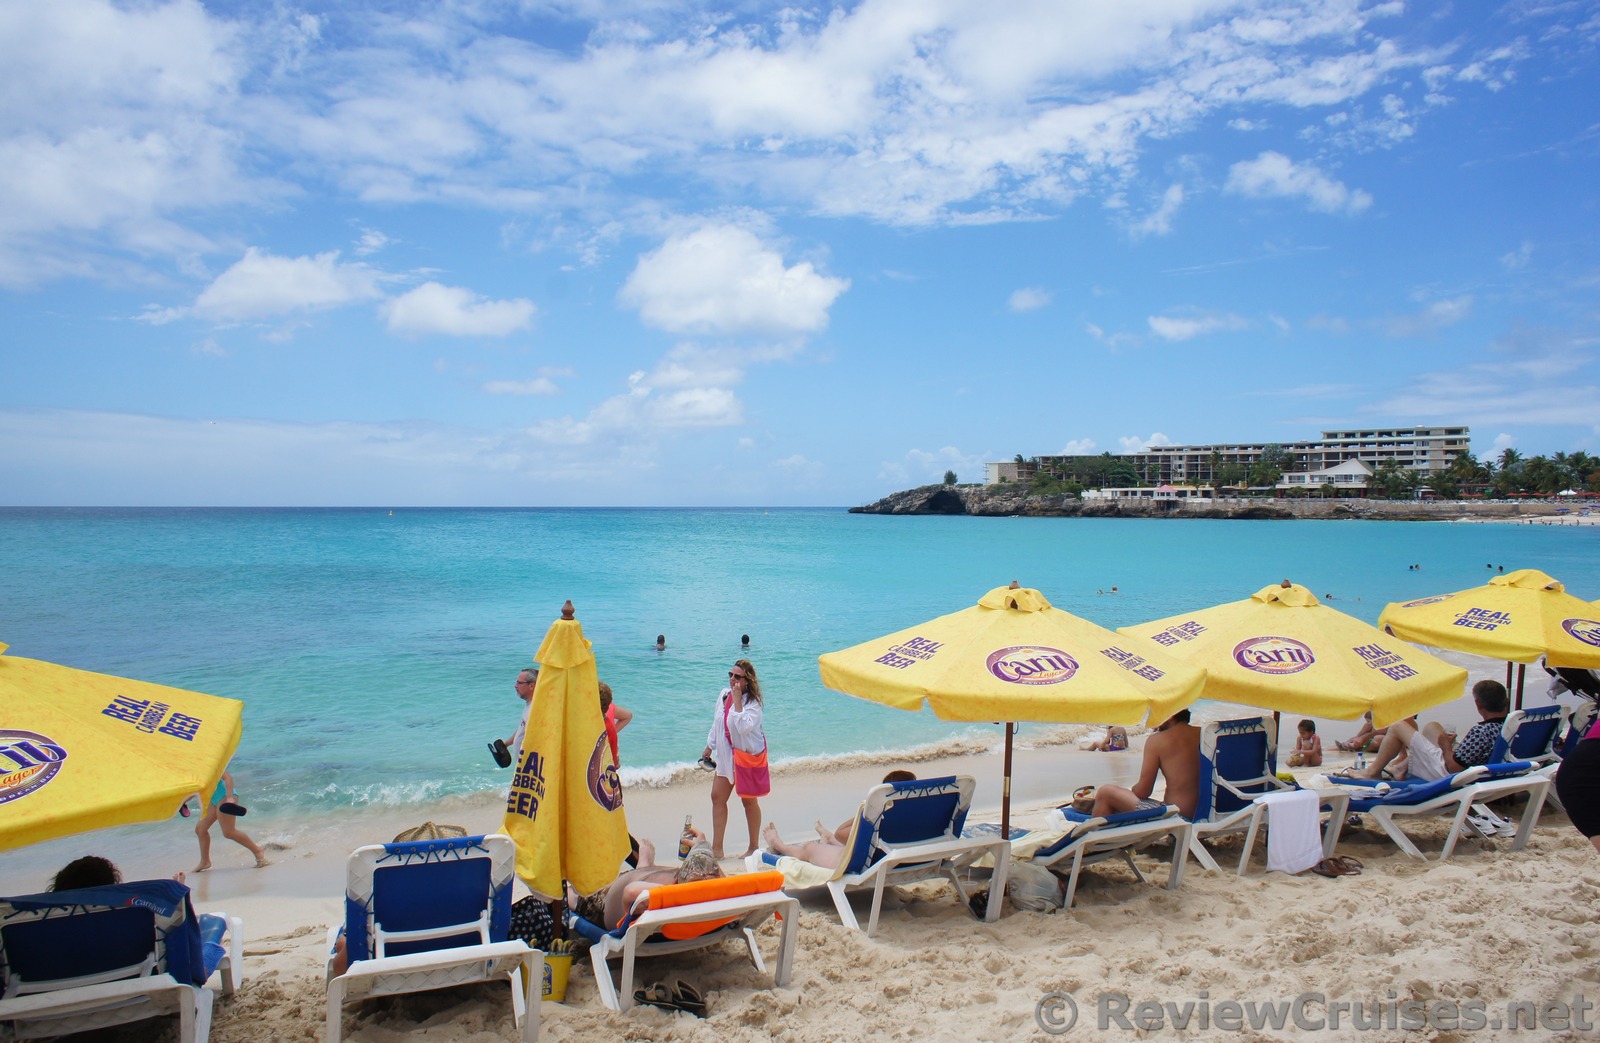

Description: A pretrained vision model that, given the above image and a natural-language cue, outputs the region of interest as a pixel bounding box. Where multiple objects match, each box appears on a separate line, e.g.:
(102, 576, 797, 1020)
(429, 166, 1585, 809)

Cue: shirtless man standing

(1090, 709, 1201, 818)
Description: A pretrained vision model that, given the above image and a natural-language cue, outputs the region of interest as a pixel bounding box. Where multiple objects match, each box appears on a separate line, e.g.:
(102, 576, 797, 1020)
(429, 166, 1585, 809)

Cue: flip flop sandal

(1310, 859, 1341, 878)
(671, 979, 708, 1018)
(218, 801, 248, 816)
(1332, 856, 1363, 875)
(634, 982, 681, 1013)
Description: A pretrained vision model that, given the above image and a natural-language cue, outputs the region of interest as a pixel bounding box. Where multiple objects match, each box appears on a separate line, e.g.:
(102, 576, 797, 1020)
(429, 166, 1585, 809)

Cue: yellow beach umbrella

(1378, 569, 1600, 706)
(502, 601, 630, 898)
(0, 642, 243, 851)
(1379, 569, 1600, 667)
(818, 583, 1207, 835)
(1118, 582, 1468, 728)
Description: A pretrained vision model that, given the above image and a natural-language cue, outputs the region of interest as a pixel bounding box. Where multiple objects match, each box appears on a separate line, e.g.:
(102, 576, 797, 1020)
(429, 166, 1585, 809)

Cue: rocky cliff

(849, 485, 1557, 521)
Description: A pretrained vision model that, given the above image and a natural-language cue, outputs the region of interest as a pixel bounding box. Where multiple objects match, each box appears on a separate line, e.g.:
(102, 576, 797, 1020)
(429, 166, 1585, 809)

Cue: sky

(2, 0, 1598, 506)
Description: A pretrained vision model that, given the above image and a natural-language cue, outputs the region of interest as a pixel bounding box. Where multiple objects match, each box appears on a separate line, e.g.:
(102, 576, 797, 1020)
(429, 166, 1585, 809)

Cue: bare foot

(813, 820, 835, 843)
(172, 871, 187, 884)
(740, 847, 757, 859)
(254, 856, 270, 868)
(193, 861, 211, 873)
(638, 838, 656, 866)
(762, 822, 783, 853)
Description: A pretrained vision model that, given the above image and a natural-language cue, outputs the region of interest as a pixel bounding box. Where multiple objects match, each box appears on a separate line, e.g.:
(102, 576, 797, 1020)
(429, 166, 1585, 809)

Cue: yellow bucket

(542, 953, 573, 1002)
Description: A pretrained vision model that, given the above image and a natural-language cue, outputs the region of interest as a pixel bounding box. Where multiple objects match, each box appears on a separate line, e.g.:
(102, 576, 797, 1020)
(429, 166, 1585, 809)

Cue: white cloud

(482, 378, 560, 396)
(1492, 432, 1515, 453)
(1008, 287, 1052, 312)
(1383, 295, 1472, 338)
(1060, 438, 1098, 455)
(619, 224, 849, 335)
(1120, 432, 1174, 452)
(143, 248, 383, 324)
(382, 282, 536, 337)
(1130, 184, 1184, 238)
(1500, 241, 1533, 271)
(1368, 347, 1600, 426)
(1147, 312, 1250, 341)
(877, 445, 984, 486)
(1225, 151, 1373, 215)
(354, 228, 393, 255)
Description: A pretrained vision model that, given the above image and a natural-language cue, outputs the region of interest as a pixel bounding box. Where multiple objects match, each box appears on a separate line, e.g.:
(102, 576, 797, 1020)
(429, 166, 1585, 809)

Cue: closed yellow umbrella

(818, 583, 1207, 834)
(502, 602, 631, 898)
(1119, 582, 1468, 728)
(0, 642, 243, 851)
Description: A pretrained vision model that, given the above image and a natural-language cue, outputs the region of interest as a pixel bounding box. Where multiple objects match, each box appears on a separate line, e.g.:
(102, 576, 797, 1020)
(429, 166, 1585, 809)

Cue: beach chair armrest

(624, 890, 796, 936)
(873, 833, 1007, 866)
(1216, 774, 1291, 801)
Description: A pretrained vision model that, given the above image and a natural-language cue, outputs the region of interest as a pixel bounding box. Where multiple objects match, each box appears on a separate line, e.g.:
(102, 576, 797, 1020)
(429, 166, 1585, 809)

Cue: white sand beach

(12, 651, 1597, 1042)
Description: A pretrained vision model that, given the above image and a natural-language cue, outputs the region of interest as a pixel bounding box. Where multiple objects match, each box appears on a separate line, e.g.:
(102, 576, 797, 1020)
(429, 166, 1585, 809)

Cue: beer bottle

(678, 815, 695, 858)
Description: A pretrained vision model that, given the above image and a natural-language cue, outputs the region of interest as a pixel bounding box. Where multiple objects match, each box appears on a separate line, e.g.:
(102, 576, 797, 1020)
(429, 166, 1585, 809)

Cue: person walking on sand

(700, 658, 769, 858)
(193, 770, 267, 871)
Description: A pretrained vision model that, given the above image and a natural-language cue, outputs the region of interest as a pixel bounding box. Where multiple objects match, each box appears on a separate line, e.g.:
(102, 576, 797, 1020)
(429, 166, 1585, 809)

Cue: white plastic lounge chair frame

(582, 883, 799, 1012)
(1347, 762, 1551, 861)
(0, 880, 239, 1043)
(1031, 804, 1193, 908)
(324, 833, 537, 1043)
(826, 775, 1009, 936)
(1192, 716, 1346, 874)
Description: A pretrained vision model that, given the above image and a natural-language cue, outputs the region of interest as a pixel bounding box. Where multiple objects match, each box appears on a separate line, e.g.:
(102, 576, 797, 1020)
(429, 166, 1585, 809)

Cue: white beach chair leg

(618, 943, 641, 1011)
(1510, 780, 1550, 851)
(1236, 807, 1264, 875)
(865, 875, 890, 937)
(1372, 809, 1428, 860)
(1117, 851, 1148, 885)
(1438, 799, 1476, 860)
(773, 898, 800, 987)
(325, 977, 347, 1043)
(826, 880, 861, 931)
(1165, 825, 1191, 890)
(517, 956, 539, 1043)
(740, 926, 769, 974)
(985, 852, 1008, 923)
(588, 944, 622, 1011)
(1059, 848, 1087, 910)
(1187, 832, 1222, 873)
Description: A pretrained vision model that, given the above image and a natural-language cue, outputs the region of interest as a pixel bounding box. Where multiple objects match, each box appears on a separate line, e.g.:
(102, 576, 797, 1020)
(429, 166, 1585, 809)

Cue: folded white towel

(1255, 789, 1323, 874)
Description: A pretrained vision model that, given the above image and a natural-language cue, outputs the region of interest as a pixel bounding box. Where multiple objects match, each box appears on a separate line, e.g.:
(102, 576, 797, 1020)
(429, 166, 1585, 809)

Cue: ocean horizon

(5, 506, 1597, 816)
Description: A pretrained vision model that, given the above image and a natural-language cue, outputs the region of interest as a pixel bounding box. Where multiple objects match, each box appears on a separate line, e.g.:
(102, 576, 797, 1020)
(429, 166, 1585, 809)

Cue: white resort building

(990, 425, 1467, 495)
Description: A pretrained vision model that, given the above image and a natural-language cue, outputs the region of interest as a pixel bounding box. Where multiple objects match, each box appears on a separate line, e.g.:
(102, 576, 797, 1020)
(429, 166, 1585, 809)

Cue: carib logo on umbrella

(1233, 636, 1316, 675)
(1564, 618, 1600, 649)
(585, 734, 624, 812)
(1401, 595, 1453, 608)
(986, 646, 1079, 685)
(0, 730, 68, 806)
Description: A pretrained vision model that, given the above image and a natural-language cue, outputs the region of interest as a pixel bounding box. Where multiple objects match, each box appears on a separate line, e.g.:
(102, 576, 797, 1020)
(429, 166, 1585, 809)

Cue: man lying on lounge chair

(566, 831, 723, 931)
(1089, 710, 1201, 819)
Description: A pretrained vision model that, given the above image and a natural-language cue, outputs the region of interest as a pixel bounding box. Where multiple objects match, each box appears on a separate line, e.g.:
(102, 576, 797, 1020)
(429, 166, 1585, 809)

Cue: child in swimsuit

(1286, 719, 1323, 767)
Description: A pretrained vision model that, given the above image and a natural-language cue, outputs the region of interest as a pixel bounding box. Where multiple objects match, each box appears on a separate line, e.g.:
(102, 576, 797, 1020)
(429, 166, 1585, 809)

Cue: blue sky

(3, 0, 1598, 506)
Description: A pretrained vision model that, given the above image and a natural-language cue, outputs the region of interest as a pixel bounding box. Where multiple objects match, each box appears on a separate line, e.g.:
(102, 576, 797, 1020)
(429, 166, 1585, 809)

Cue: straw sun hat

(392, 821, 469, 843)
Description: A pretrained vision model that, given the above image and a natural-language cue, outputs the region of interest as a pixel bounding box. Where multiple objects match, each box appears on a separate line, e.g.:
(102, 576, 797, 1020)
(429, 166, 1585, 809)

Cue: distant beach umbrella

(1378, 569, 1600, 707)
(0, 642, 242, 851)
(502, 602, 631, 898)
(1119, 582, 1468, 728)
(818, 583, 1206, 836)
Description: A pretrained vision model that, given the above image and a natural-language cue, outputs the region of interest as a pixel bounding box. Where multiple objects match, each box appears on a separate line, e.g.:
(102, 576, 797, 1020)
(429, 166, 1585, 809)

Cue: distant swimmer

(741, 634, 750, 648)
(655, 634, 666, 651)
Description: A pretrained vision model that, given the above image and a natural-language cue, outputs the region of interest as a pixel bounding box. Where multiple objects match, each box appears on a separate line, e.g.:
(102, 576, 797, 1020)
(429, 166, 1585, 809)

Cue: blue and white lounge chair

(1192, 716, 1347, 873)
(566, 870, 799, 1012)
(1030, 801, 1191, 908)
(824, 775, 1009, 936)
(1489, 705, 1566, 768)
(1340, 761, 1551, 861)
(0, 879, 240, 1043)
(325, 833, 538, 1043)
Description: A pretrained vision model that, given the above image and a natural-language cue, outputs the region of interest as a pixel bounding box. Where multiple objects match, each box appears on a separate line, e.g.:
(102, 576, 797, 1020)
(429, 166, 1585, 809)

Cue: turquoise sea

(4, 507, 1598, 814)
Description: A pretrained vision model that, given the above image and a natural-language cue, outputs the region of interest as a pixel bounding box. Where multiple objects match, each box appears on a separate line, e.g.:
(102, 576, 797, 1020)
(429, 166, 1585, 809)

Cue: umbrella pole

(1505, 661, 1513, 693)
(1001, 723, 1014, 838)
(1515, 663, 1526, 711)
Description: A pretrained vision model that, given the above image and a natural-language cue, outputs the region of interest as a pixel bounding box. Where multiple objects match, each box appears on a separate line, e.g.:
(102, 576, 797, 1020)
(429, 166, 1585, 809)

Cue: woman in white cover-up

(701, 658, 767, 858)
